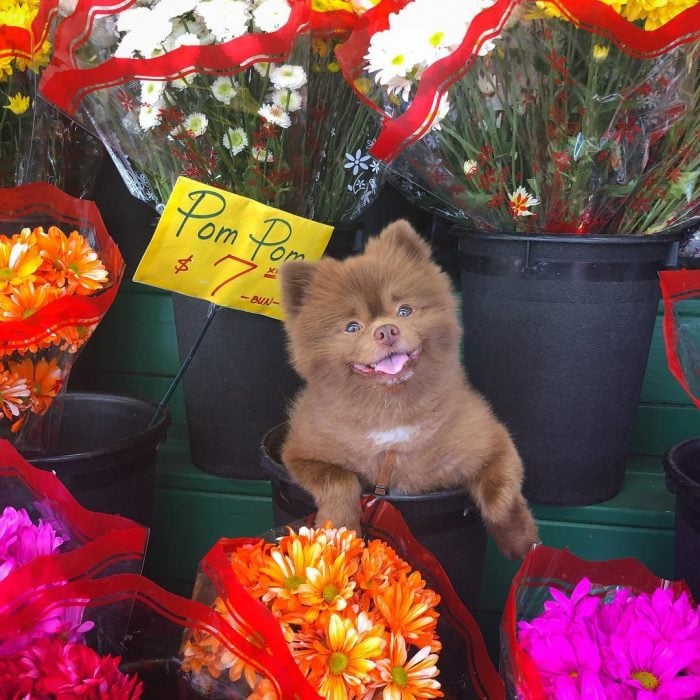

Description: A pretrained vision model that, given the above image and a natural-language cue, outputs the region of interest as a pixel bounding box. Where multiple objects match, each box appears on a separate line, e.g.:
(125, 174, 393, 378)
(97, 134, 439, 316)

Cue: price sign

(134, 177, 334, 320)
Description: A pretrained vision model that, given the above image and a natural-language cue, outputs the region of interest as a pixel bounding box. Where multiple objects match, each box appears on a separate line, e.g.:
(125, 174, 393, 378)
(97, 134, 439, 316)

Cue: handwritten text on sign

(134, 177, 334, 320)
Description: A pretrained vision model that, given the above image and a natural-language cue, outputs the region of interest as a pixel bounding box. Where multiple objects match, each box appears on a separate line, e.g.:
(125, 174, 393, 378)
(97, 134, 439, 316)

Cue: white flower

(271, 88, 302, 112)
(365, 27, 419, 86)
(211, 76, 238, 104)
(140, 81, 165, 106)
(138, 104, 162, 130)
(429, 93, 451, 131)
(251, 145, 274, 162)
(170, 74, 196, 90)
(116, 6, 151, 32)
(183, 112, 209, 136)
(463, 159, 477, 177)
(344, 149, 371, 176)
(258, 103, 291, 128)
(269, 64, 307, 90)
(222, 127, 248, 155)
(196, 0, 250, 42)
(151, 0, 199, 20)
(115, 13, 173, 58)
(168, 32, 202, 49)
(252, 0, 291, 32)
(253, 61, 271, 77)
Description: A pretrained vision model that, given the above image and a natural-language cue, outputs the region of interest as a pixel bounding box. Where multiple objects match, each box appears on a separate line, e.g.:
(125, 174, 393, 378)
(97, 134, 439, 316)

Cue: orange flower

(0, 281, 61, 321)
(61, 230, 108, 295)
(0, 368, 30, 421)
(307, 612, 385, 700)
(373, 634, 443, 699)
(258, 532, 325, 623)
(0, 238, 42, 293)
(374, 572, 441, 651)
(298, 551, 357, 622)
(247, 677, 279, 700)
(9, 357, 63, 415)
(229, 540, 275, 599)
(356, 540, 411, 594)
(56, 324, 95, 353)
(35, 226, 70, 287)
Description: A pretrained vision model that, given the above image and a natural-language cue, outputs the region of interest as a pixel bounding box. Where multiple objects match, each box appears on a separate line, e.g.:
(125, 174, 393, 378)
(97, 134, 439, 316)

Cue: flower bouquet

(40, 0, 313, 212)
(0, 182, 124, 452)
(501, 545, 700, 699)
(181, 497, 505, 699)
(0, 0, 103, 196)
(336, 0, 700, 235)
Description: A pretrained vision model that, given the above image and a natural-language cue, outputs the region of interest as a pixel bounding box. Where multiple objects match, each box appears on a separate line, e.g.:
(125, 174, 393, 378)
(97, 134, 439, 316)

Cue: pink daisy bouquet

(0, 183, 124, 452)
(0, 441, 149, 697)
(502, 545, 700, 699)
(181, 497, 505, 699)
(336, 0, 700, 235)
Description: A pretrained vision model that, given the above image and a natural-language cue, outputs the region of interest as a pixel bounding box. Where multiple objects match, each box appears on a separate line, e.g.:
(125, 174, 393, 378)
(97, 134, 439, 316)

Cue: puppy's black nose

(374, 323, 400, 346)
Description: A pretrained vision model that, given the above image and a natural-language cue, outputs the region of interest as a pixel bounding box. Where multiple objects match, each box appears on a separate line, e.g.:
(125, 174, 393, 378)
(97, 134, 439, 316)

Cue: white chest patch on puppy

(367, 425, 417, 447)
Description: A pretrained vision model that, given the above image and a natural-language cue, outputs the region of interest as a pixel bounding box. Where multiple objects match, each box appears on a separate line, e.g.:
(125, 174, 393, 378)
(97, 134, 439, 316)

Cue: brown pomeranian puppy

(279, 220, 539, 559)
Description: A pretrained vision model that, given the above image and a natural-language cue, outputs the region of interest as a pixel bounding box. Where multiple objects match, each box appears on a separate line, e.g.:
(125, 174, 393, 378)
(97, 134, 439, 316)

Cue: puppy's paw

(487, 498, 540, 560)
(315, 503, 362, 535)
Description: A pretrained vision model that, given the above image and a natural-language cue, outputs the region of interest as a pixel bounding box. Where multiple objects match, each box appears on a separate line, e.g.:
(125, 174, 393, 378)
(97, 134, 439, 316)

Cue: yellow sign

(134, 177, 334, 320)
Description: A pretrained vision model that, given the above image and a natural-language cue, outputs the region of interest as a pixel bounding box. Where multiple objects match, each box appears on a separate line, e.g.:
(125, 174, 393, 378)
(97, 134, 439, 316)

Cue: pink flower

(0, 506, 65, 582)
(0, 637, 142, 699)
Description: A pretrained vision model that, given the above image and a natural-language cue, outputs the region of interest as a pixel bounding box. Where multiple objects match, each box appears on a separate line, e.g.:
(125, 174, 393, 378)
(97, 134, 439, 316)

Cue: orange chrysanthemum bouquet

(180, 499, 505, 700)
(0, 183, 124, 453)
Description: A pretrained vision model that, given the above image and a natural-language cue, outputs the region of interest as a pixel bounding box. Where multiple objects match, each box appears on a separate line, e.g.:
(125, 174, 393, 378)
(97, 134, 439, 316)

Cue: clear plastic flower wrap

(500, 545, 698, 699)
(301, 3, 387, 224)
(183, 497, 505, 699)
(336, 0, 700, 234)
(0, 183, 125, 452)
(0, 0, 103, 197)
(660, 268, 700, 407)
(40, 0, 313, 213)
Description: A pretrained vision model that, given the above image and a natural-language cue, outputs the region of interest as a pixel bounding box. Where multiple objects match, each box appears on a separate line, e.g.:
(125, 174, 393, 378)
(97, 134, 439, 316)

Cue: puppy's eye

(397, 305, 413, 318)
(345, 321, 361, 333)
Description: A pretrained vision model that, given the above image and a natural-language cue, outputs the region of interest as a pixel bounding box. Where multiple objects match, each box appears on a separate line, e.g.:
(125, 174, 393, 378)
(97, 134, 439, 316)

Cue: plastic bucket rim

(30, 391, 170, 464)
(260, 423, 472, 504)
(450, 227, 684, 245)
(662, 437, 700, 497)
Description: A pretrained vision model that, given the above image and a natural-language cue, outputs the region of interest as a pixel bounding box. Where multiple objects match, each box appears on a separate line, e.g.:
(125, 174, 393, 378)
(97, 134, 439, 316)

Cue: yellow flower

(0, 239, 42, 292)
(374, 634, 443, 699)
(592, 44, 610, 61)
(627, 0, 697, 29)
(313, 612, 385, 700)
(298, 551, 357, 619)
(3, 92, 30, 115)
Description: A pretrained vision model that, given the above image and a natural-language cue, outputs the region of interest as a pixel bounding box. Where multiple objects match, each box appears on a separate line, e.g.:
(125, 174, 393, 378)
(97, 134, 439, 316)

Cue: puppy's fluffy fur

(279, 220, 538, 559)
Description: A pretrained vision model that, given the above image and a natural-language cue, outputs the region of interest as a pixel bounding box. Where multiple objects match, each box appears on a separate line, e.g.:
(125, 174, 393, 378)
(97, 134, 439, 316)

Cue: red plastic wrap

(501, 545, 695, 699)
(184, 496, 505, 699)
(660, 269, 700, 407)
(0, 183, 124, 451)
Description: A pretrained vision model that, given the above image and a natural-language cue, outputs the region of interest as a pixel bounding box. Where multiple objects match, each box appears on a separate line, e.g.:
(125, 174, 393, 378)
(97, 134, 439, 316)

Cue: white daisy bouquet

(336, 0, 700, 235)
(40, 0, 312, 212)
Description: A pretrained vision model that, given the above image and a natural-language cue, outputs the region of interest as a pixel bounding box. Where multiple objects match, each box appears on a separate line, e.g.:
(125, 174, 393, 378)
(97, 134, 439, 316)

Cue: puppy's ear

(279, 260, 316, 317)
(372, 219, 431, 261)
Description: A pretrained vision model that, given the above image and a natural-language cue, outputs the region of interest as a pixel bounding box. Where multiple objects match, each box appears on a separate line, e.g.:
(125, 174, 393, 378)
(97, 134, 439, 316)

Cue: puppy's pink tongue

(375, 353, 409, 375)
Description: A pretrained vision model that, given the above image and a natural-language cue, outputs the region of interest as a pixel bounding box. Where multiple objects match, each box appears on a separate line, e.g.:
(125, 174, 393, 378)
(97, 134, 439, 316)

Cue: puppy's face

(280, 220, 460, 388)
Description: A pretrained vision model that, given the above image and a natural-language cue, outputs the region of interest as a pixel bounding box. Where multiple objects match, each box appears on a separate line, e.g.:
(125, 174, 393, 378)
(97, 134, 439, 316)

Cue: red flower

(0, 637, 142, 699)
